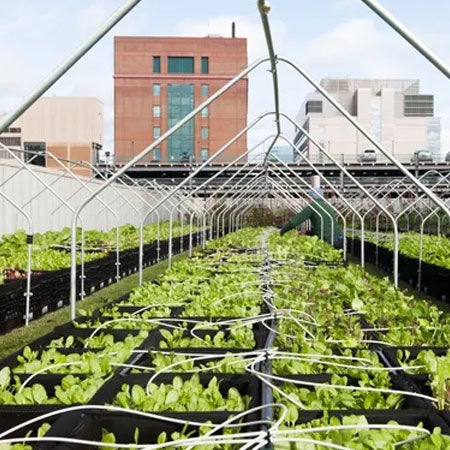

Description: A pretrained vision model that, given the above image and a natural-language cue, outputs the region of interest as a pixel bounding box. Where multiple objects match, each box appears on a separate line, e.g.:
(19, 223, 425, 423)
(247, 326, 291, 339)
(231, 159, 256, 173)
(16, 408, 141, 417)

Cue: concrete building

(294, 79, 440, 163)
(114, 35, 248, 164)
(0, 97, 104, 176)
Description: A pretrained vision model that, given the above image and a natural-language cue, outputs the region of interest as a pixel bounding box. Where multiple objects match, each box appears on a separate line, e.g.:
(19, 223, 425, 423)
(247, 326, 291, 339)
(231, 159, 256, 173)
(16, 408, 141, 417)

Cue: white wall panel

(0, 161, 181, 236)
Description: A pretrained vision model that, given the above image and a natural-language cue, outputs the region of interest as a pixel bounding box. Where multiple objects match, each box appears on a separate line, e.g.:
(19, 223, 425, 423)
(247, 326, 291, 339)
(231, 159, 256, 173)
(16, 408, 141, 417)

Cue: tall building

(114, 35, 248, 164)
(294, 79, 440, 162)
(0, 97, 103, 176)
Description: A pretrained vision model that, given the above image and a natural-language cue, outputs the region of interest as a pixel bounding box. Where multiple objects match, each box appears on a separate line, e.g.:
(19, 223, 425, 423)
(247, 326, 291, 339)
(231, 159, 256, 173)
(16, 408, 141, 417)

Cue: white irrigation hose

(85, 317, 213, 345)
(275, 423, 430, 436)
(259, 314, 317, 341)
(18, 361, 83, 392)
(131, 303, 186, 315)
(184, 403, 286, 450)
(271, 423, 430, 448)
(273, 437, 353, 449)
(255, 370, 438, 405)
(187, 314, 271, 341)
(0, 433, 264, 449)
(361, 325, 435, 332)
(207, 289, 263, 308)
(0, 404, 232, 440)
(145, 350, 262, 386)
(270, 353, 425, 373)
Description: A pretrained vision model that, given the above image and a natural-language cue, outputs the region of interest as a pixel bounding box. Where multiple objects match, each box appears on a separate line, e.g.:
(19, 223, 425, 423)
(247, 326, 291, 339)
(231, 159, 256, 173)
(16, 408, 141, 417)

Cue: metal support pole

(0, 0, 142, 133)
(361, 0, 450, 79)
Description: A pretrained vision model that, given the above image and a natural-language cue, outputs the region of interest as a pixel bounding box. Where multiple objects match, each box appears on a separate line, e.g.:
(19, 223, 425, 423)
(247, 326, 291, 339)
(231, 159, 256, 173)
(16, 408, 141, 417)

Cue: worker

(279, 188, 343, 248)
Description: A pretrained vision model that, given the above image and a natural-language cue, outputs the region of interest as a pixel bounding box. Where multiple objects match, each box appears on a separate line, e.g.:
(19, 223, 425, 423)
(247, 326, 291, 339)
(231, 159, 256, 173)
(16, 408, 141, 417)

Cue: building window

(201, 148, 209, 161)
(201, 127, 209, 139)
(201, 84, 209, 97)
(305, 101, 323, 114)
(167, 84, 195, 161)
(4, 127, 21, 133)
(153, 126, 161, 138)
(201, 57, 209, 74)
(23, 142, 46, 167)
(153, 84, 161, 96)
(201, 106, 208, 118)
(404, 95, 434, 117)
(152, 148, 161, 161)
(0, 136, 21, 146)
(153, 105, 161, 117)
(168, 57, 194, 74)
(153, 56, 161, 73)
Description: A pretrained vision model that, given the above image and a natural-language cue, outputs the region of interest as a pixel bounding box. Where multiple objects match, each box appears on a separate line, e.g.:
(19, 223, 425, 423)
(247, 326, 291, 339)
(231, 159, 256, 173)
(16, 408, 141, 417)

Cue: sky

(1, 0, 450, 155)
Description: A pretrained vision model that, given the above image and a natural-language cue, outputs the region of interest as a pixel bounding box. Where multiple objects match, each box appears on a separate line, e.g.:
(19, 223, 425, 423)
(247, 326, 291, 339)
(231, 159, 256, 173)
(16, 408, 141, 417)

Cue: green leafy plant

(397, 349, 450, 410)
(276, 414, 450, 449)
(274, 373, 403, 423)
(158, 325, 255, 349)
(147, 351, 249, 374)
(0, 366, 105, 405)
(113, 373, 250, 412)
(14, 345, 133, 375)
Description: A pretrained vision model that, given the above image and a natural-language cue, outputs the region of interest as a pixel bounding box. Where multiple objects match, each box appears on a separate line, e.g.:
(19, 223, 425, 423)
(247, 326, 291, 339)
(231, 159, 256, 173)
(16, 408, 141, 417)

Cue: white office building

(294, 79, 440, 163)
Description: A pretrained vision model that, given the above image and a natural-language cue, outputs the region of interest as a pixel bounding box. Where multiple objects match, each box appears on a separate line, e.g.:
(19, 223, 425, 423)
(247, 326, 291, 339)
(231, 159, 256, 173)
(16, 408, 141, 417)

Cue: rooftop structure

(294, 78, 440, 163)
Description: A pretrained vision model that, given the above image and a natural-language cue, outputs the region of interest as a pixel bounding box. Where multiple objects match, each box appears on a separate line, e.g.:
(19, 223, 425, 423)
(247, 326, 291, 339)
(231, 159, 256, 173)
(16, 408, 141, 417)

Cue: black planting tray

(4, 326, 146, 353)
(288, 408, 450, 435)
(270, 372, 431, 410)
(34, 405, 258, 450)
(0, 374, 109, 435)
(1, 347, 131, 377)
(120, 347, 256, 375)
(382, 346, 449, 371)
(90, 372, 261, 414)
(141, 325, 267, 350)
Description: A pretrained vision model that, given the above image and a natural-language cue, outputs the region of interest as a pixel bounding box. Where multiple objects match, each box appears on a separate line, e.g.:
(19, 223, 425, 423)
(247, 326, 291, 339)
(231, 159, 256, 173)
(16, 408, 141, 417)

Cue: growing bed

(0, 227, 449, 449)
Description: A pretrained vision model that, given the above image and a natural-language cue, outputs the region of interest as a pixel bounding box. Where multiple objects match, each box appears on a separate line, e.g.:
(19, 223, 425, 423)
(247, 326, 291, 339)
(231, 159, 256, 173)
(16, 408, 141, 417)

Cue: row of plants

(0, 220, 195, 283)
(262, 230, 450, 448)
(0, 227, 449, 448)
(351, 230, 450, 270)
(270, 236, 450, 348)
(0, 228, 266, 448)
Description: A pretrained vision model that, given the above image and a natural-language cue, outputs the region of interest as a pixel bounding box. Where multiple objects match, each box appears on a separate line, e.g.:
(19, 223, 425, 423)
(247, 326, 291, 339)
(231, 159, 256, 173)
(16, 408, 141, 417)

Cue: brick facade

(114, 36, 248, 163)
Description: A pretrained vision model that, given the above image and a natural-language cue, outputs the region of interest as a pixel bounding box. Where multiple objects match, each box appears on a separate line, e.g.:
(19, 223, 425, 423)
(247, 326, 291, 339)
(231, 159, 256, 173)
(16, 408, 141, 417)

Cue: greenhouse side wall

(0, 161, 177, 234)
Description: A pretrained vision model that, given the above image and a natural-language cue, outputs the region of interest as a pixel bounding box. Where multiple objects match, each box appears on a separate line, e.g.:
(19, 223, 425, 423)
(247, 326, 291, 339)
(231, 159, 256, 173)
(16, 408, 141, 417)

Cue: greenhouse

(0, 1, 449, 449)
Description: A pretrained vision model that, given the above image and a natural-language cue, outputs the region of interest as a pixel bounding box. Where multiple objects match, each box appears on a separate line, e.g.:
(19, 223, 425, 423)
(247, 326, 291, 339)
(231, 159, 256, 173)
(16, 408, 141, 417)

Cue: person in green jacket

(279, 188, 343, 248)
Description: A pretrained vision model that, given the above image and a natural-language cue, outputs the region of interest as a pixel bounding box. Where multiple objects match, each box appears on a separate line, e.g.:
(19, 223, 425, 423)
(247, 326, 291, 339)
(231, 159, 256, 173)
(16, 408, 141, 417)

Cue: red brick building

(114, 36, 248, 163)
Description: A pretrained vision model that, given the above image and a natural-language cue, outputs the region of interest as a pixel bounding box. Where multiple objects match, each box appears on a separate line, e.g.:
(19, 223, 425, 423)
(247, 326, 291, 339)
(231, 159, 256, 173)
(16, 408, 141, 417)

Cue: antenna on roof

(232, 21, 236, 38)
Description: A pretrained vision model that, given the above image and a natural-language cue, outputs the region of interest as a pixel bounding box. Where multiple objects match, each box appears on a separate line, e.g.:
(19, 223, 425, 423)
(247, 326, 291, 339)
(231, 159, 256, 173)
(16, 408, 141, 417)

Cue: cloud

(334, 0, 360, 10)
(296, 17, 450, 152)
(303, 18, 381, 66)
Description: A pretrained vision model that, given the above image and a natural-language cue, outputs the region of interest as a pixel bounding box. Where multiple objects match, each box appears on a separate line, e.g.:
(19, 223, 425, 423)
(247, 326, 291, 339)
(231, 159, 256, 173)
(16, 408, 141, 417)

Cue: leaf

(351, 297, 364, 311)
(173, 376, 183, 391)
(131, 384, 146, 406)
(115, 392, 129, 409)
(0, 367, 11, 390)
(23, 346, 31, 361)
(160, 329, 174, 344)
(54, 386, 70, 405)
(32, 384, 48, 404)
(65, 335, 74, 348)
(165, 389, 180, 404)
(37, 423, 51, 438)
(157, 431, 167, 445)
(100, 428, 116, 450)
(61, 375, 77, 391)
